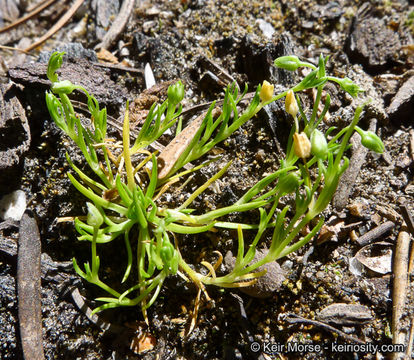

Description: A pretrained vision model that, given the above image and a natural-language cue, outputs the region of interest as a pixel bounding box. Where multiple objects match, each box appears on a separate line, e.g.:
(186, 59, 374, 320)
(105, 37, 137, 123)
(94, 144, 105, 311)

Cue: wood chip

(316, 219, 345, 244)
(376, 205, 402, 223)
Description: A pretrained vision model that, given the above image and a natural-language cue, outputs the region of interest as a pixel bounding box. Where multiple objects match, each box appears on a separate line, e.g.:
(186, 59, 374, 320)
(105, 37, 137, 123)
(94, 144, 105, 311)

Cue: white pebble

(256, 19, 275, 39)
(0, 190, 27, 221)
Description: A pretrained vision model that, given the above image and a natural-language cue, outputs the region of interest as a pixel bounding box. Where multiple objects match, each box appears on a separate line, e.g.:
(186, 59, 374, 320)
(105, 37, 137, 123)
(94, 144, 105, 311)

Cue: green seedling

(46, 52, 384, 323)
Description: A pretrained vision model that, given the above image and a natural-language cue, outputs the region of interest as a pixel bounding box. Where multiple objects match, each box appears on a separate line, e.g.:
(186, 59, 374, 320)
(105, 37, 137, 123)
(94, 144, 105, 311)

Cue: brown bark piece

(0, 83, 30, 193)
(8, 59, 129, 112)
(18, 212, 44, 360)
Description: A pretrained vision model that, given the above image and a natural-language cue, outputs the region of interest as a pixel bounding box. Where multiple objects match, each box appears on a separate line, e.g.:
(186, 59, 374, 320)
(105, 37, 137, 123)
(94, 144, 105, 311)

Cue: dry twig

(0, 0, 58, 34)
(356, 221, 395, 247)
(400, 205, 414, 274)
(284, 313, 365, 344)
(409, 129, 414, 162)
(392, 227, 411, 356)
(94, 0, 135, 50)
(198, 56, 240, 91)
(406, 318, 414, 359)
(70, 287, 124, 334)
(92, 62, 144, 75)
(23, 0, 85, 52)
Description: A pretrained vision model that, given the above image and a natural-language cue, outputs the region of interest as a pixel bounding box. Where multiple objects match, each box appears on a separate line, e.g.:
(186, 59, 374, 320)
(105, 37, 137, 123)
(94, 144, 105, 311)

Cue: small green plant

(46, 52, 383, 320)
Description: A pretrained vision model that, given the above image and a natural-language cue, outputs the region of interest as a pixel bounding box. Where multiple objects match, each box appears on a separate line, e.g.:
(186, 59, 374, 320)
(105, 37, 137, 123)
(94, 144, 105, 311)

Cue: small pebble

(0, 190, 27, 221)
(256, 19, 275, 39)
(224, 249, 286, 299)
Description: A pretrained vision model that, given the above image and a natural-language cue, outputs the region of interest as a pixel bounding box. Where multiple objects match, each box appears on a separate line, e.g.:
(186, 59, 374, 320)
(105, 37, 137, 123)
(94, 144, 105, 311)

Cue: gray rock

(0, 0, 19, 24)
(346, 16, 401, 74)
(310, 2, 344, 22)
(386, 75, 414, 124)
(0, 190, 26, 221)
(236, 33, 295, 86)
(38, 43, 98, 63)
(256, 19, 275, 40)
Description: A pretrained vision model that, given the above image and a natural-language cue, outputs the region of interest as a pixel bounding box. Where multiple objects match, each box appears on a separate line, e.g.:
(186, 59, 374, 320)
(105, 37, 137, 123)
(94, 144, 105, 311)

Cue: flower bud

(47, 51, 65, 83)
(277, 172, 300, 195)
(332, 77, 364, 98)
(310, 129, 328, 159)
(259, 80, 274, 102)
(167, 80, 185, 105)
(285, 90, 298, 117)
(274, 55, 301, 71)
(46, 92, 66, 130)
(160, 242, 175, 265)
(291, 70, 327, 92)
(293, 132, 311, 159)
(360, 130, 384, 153)
(86, 202, 104, 228)
(52, 80, 78, 95)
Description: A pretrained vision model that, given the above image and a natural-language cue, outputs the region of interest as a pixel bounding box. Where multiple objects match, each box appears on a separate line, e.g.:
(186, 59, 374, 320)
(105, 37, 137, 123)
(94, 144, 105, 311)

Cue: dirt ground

(0, 0, 414, 359)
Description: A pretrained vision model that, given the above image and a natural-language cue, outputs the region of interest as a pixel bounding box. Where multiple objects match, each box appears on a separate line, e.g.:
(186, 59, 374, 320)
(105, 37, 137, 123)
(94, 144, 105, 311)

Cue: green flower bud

(167, 80, 185, 105)
(45, 92, 67, 131)
(330, 77, 364, 98)
(360, 130, 385, 153)
(274, 55, 301, 71)
(317, 54, 327, 78)
(86, 202, 104, 228)
(277, 172, 300, 195)
(160, 242, 175, 266)
(170, 254, 179, 274)
(47, 51, 65, 83)
(292, 70, 326, 92)
(310, 129, 328, 159)
(52, 80, 78, 95)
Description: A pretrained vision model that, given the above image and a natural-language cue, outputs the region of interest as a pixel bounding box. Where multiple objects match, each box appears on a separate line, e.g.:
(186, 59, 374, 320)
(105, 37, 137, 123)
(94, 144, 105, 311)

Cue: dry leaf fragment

(317, 219, 345, 244)
(354, 241, 393, 274)
(317, 303, 373, 326)
(157, 108, 221, 179)
(130, 331, 156, 355)
(97, 48, 119, 64)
